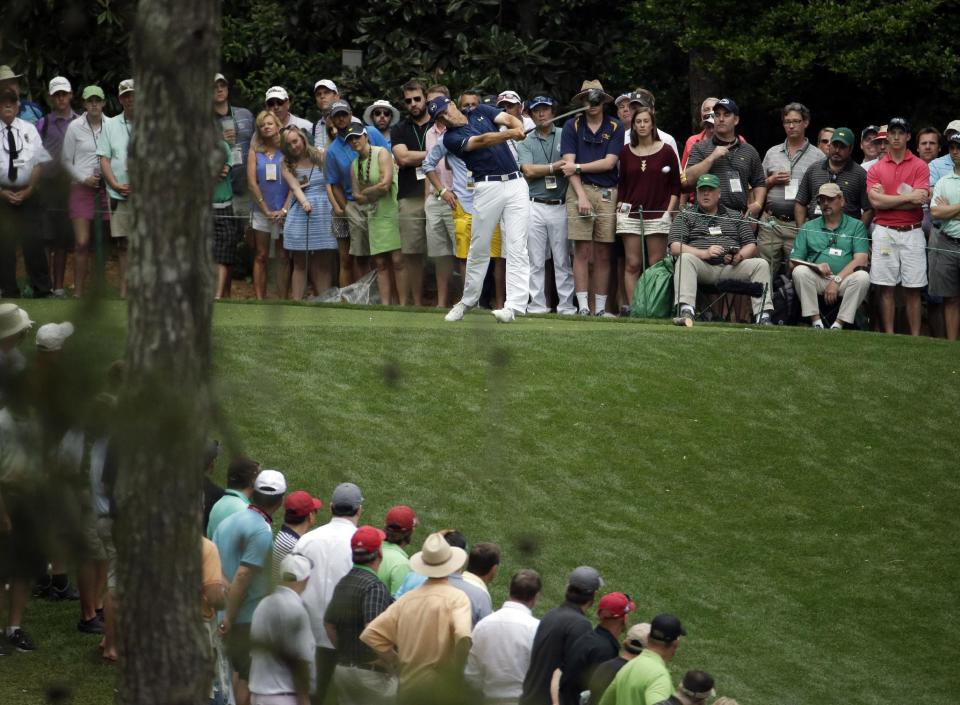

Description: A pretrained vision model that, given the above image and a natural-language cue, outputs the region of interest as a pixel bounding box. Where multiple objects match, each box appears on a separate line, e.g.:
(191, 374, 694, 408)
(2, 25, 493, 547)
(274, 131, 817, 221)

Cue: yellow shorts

(453, 202, 502, 259)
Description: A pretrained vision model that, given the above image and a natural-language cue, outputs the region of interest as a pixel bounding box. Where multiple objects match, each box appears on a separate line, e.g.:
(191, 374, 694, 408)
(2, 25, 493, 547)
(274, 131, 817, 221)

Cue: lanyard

(537, 128, 557, 164)
(86, 116, 102, 150)
(785, 141, 811, 176)
(412, 122, 428, 151)
(121, 115, 131, 138)
(248, 504, 272, 523)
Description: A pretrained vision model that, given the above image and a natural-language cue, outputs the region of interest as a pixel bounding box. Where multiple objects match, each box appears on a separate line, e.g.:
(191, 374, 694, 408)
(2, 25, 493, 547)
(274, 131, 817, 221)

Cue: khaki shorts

(346, 200, 370, 256)
(398, 196, 427, 255)
(109, 199, 133, 239)
(424, 196, 455, 258)
(453, 202, 501, 258)
(567, 184, 617, 242)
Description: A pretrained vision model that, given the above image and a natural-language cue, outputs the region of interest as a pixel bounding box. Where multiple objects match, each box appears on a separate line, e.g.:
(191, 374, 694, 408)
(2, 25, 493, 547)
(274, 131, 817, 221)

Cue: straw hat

(571, 80, 613, 106)
(409, 532, 467, 578)
(0, 304, 33, 341)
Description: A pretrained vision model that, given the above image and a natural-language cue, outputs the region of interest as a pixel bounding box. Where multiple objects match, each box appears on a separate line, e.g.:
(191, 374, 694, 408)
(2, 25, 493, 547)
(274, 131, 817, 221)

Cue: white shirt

(503, 115, 537, 162)
(62, 113, 109, 183)
(284, 113, 314, 135)
(464, 600, 540, 699)
(249, 585, 317, 696)
(293, 516, 356, 647)
(862, 157, 879, 173)
(1, 117, 51, 188)
(624, 128, 679, 159)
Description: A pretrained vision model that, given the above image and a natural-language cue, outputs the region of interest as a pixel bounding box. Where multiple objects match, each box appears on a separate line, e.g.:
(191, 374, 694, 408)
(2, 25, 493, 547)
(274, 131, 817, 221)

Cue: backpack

(631, 256, 675, 319)
(770, 273, 800, 325)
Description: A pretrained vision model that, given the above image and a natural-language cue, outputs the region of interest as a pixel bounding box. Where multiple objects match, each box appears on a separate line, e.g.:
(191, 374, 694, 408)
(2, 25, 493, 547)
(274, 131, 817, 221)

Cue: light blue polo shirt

(213, 506, 274, 624)
(96, 113, 131, 200)
(932, 171, 960, 239)
(929, 153, 954, 189)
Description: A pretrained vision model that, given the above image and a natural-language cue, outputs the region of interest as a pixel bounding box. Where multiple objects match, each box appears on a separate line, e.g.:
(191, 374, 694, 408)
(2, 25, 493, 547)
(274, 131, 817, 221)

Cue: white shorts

(869, 224, 927, 288)
(251, 210, 282, 239)
(616, 211, 671, 237)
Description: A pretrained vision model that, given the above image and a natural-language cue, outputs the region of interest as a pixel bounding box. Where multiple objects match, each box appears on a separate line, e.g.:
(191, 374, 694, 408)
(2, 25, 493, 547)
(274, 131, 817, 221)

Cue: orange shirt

(201, 537, 226, 621)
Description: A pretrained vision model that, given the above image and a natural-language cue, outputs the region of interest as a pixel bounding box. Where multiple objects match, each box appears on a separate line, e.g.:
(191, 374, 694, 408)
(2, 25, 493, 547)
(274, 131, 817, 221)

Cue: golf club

(523, 104, 591, 135)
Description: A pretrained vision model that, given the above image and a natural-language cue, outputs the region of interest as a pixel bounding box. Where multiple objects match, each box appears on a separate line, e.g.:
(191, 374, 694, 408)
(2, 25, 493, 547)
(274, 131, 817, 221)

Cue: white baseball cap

(36, 321, 75, 352)
(214, 73, 227, 84)
(48, 77, 71, 95)
(314, 79, 338, 94)
(945, 119, 960, 136)
(496, 90, 522, 106)
(118, 79, 135, 96)
(265, 86, 288, 102)
(254, 469, 287, 496)
(279, 553, 312, 581)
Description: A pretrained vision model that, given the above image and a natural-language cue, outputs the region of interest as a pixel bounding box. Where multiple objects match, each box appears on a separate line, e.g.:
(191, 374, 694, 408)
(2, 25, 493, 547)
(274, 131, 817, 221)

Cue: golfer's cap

(82, 86, 105, 101)
(527, 95, 555, 110)
(568, 565, 603, 593)
(36, 321, 74, 351)
(817, 183, 843, 199)
(649, 613, 686, 642)
(696, 173, 721, 190)
(598, 592, 636, 619)
(341, 123, 366, 140)
(944, 119, 960, 137)
(888, 116, 910, 133)
(214, 73, 227, 84)
(254, 469, 286, 496)
(351, 525, 386, 555)
(496, 90, 522, 106)
(284, 490, 323, 517)
(385, 505, 417, 531)
(314, 79, 338, 94)
(48, 77, 71, 95)
(830, 127, 854, 147)
(861, 124, 880, 140)
(118, 79, 135, 96)
(427, 96, 451, 120)
(265, 86, 288, 102)
(329, 99, 352, 116)
(279, 553, 312, 582)
(948, 133, 960, 147)
(623, 623, 650, 653)
(714, 97, 739, 115)
(331, 482, 363, 511)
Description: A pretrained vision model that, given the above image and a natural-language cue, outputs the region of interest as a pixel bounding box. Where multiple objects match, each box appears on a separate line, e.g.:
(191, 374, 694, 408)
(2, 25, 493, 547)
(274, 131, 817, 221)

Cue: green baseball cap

(82, 85, 105, 101)
(696, 173, 721, 189)
(830, 127, 854, 147)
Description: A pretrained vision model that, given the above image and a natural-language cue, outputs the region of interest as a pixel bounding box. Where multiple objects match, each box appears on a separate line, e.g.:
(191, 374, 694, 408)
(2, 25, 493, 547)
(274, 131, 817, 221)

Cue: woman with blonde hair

(279, 128, 335, 299)
(246, 110, 289, 299)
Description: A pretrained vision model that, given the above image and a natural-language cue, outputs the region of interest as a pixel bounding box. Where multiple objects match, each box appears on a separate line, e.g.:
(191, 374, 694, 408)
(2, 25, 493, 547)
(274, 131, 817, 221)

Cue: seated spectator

(249, 553, 316, 705)
(559, 592, 635, 705)
(272, 490, 323, 579)
(669, 174, 774, 324)
(465, 568, 542, 703)
(790, 183, 870, 329)
(653, 670, 715, 705)
(377, 504, 417, 597)
(586, 623, 650, 705)
(207, 455, 261, 538)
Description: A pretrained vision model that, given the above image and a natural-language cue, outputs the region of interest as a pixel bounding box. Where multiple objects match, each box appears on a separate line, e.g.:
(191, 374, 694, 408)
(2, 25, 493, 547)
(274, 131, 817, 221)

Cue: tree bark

(114, 0, 220, 703)
(688, 47, 721, 133)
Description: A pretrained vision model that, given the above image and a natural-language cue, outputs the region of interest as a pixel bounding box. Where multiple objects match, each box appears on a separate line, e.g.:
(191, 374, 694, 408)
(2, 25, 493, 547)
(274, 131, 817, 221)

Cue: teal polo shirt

(516, 125, 568, 200)
(212, 506, 274, 624)
(96, 114, 131, 201)
(206, 488, 250, 538)
(790, 213, 869, 274)
(932, 171, 960, 239)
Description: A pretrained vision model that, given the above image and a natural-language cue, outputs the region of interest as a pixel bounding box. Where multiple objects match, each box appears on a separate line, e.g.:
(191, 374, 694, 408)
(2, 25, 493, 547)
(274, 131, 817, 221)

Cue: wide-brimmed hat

(363, 99, 400, 127)
(0, 66, 23, 83)
(410, 532, 467, 578)
(0, 304, 33, 340)
(571, 80, 613, 106)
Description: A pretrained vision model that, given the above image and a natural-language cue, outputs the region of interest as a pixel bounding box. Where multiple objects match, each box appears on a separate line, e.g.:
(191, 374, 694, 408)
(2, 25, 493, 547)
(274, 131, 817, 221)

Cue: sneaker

(812, 320, 824, 329)
(52, 288, 67, 299)
(492, 308, 515, 323)
(577, 308, 591, 316)
(444, 302, 470, 322)
(830, 322, 843, 330)
(681, 308, 695, 323)
(78, 615, 105, 634)
(8, 628, 37, 652)
(756, 312, 773, 326)
(594, 311, 616, 318)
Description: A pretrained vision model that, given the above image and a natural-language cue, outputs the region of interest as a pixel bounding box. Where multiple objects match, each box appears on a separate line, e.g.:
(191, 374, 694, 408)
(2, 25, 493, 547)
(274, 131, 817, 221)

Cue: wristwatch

(832, 275, 842, 284)
(574, 164, 582, 175)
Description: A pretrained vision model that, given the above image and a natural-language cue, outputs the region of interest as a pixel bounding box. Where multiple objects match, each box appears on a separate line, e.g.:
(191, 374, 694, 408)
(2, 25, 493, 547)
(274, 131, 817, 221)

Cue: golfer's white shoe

(444, 302, 470, 322)
(492, 308, 516, 323)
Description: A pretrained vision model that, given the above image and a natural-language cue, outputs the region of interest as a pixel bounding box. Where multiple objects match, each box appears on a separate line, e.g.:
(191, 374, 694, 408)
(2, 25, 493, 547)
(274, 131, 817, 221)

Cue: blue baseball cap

(714, 97, 739, 115)
(427, 96, 451, 120)
(527, 95, 555, 110)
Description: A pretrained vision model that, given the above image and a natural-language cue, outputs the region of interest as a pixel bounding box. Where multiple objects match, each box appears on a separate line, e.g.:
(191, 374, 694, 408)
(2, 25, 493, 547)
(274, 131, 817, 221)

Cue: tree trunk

(114, 0, 220, 703)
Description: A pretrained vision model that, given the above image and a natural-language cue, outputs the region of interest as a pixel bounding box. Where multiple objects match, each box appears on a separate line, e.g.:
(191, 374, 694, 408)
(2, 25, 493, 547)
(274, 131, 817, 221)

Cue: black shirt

(558, 625, 620, 705)
(686, 136, 765, 212)
(795, 158, 871, 220)
(203, 477, 225, 530)
(586, 656, 629, 705)
(324, 565, 393, 666)
(391, 119, 432, 200)
(520, 602, 593, 705)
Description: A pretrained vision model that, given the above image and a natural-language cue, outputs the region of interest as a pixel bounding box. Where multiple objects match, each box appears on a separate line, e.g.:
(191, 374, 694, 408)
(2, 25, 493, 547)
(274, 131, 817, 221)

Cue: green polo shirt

(598, 648, 672, 705)
(790, 213, 869, 274)
(212, 141, 234, 204)
(206, 488, 250, 538)
(932, 171, 960, 239)
(516, 125, 568, 200)
(376, 541, 411, 596)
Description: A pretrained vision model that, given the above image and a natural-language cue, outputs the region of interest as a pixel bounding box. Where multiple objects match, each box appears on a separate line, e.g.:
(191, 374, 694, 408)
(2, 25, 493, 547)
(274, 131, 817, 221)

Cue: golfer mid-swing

(430, 96, 531, 323)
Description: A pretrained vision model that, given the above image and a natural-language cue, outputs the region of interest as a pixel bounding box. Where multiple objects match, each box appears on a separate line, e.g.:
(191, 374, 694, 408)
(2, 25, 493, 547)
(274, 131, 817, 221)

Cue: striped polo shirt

(686, 136, 765, 212)
(796, 158, 870, 219)
(668, 204, 756, 252)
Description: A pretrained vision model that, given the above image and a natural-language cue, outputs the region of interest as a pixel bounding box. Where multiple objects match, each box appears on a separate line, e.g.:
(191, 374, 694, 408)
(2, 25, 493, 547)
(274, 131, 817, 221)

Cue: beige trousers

(674, 253, 773, 316)
(792, 267, 870, 324)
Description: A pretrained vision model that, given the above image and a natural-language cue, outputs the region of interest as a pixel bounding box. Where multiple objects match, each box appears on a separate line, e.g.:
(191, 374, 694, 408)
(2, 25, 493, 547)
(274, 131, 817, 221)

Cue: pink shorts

(68, 183, 111, 222)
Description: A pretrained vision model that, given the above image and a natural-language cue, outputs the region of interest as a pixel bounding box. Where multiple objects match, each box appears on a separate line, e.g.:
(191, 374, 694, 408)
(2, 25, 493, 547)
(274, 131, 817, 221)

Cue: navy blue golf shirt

(443, 104, 519, 178)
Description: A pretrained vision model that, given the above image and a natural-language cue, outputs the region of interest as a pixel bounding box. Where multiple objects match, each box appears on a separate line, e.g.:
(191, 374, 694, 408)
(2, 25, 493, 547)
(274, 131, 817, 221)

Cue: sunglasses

(372, 110, 392, 118)
(404, 96, 423, 104)
(266, 99, 285, 107)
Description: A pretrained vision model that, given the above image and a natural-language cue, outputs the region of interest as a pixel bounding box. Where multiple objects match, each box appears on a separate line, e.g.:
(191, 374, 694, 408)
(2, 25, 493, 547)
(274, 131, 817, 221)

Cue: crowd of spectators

(2, 64, 959, 335)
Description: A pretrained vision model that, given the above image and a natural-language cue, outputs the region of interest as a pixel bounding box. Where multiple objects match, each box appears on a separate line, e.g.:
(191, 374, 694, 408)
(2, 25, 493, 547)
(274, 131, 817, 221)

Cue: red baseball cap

(598, 592, 636, 619)
(385, 505, 417, 531)
(351, 525, 386, 554)
(284, 490, 323, 517)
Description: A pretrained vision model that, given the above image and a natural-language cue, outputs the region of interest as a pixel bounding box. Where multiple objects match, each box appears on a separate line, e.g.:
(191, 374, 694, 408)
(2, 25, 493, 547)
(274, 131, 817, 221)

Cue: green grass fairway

(3, 300, 957, 705)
